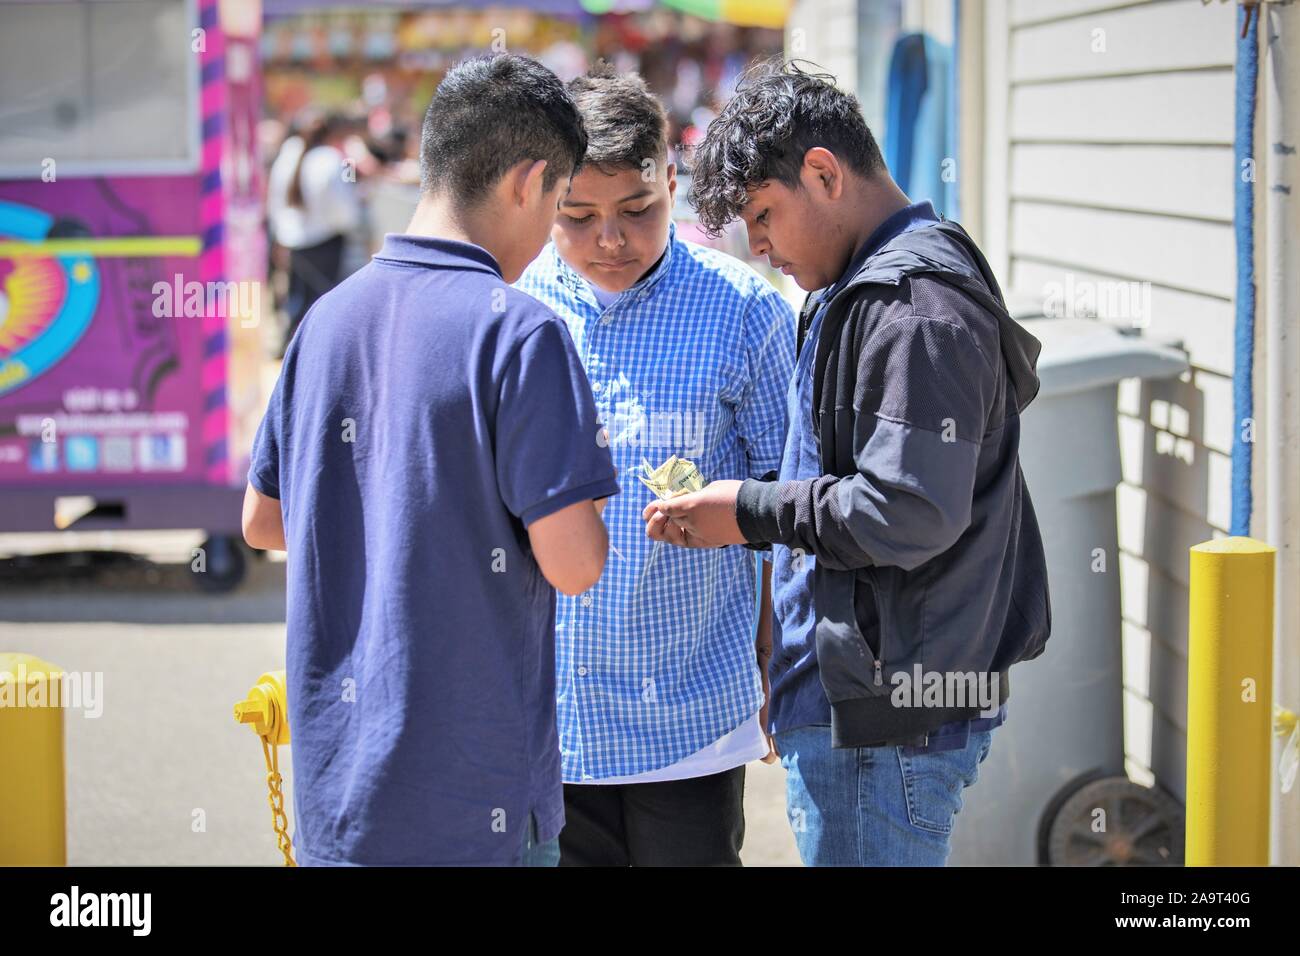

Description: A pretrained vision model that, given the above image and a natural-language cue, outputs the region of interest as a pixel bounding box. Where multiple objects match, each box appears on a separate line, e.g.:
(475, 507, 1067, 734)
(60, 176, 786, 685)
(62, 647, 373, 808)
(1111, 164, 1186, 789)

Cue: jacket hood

(830, 217, 1043, 413)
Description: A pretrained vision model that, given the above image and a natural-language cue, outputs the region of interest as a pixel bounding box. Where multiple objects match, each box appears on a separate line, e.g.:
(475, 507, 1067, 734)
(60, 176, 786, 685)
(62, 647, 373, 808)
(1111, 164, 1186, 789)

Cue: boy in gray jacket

(643, 62, 1051, 866)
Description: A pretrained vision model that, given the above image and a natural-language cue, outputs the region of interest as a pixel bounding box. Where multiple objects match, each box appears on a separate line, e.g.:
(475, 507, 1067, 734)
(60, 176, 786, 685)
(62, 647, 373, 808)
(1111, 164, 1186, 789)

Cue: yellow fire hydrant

(233, 670, 295, 866)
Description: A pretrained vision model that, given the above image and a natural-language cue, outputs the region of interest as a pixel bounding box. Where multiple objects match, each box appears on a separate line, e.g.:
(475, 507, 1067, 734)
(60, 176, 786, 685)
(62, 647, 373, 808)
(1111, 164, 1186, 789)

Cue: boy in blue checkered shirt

(515, 64, 795, 866)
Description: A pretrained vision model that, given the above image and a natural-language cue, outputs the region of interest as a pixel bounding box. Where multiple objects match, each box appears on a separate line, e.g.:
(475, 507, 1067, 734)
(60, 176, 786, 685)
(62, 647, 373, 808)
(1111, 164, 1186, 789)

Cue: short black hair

(566, 61, 668, 171)
(688, 59, 885, 236)
(420, 54, 587, 207)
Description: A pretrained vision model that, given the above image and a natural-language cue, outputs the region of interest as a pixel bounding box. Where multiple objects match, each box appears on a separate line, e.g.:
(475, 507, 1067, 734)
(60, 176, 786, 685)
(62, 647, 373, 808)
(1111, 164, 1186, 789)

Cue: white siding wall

(786, 0, 858, 90)
(986, 0, 1239, 801)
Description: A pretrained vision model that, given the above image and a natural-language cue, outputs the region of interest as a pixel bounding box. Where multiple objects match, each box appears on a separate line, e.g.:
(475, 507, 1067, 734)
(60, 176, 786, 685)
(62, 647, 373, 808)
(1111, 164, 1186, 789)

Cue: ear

(801, 147, 843, 202)
(513, 158, 550, 208)
(666, 162, 678, 203)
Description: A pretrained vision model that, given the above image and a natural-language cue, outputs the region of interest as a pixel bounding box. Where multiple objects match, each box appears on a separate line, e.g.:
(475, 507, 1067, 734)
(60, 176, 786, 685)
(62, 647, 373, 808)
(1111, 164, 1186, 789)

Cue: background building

(785, 0, 1299, 864)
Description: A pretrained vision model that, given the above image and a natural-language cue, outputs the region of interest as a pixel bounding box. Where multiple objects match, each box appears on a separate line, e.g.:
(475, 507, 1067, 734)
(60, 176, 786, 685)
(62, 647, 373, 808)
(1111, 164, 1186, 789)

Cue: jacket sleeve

(735, 291, 997, 572)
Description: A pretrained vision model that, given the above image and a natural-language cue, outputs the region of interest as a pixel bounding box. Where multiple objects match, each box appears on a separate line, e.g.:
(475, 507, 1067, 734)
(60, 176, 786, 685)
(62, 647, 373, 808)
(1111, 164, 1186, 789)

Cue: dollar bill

(636, 455, 706, 500)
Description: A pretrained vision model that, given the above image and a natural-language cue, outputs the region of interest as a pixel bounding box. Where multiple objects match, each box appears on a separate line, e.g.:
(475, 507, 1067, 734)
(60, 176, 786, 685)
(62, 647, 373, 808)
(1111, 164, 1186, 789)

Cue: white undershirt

(576, 711, 768, 785)
(588, 279, 620, 309)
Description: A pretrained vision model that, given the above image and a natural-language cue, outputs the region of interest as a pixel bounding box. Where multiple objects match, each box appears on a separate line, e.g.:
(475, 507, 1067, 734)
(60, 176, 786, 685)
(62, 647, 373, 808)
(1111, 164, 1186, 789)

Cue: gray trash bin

(948, 316, 1189, 866)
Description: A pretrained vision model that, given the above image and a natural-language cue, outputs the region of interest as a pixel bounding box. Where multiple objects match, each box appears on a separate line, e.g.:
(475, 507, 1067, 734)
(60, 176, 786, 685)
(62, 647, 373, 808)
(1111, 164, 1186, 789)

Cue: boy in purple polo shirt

(242, 55, 620, 866)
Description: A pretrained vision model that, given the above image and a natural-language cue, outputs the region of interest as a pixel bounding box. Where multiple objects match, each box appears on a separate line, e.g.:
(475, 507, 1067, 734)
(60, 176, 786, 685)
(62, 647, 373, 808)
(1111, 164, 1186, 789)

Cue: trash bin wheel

(1044, 775, 1184, 866)
(193, 534, 248, 593)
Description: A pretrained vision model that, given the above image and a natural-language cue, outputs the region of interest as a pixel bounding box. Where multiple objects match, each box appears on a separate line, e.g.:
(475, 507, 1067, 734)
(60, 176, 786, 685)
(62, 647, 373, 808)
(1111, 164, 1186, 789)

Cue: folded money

(637, 455, 706, 500)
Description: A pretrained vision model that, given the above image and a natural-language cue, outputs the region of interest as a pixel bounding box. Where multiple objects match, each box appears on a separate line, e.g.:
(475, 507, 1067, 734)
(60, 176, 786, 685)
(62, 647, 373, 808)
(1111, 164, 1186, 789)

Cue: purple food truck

(0, 0, 265, 589)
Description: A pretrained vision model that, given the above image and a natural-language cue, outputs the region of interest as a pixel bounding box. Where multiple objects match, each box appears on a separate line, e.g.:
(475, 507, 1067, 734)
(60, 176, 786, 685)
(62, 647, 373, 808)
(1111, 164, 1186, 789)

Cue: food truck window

(0, 0, 199, 177)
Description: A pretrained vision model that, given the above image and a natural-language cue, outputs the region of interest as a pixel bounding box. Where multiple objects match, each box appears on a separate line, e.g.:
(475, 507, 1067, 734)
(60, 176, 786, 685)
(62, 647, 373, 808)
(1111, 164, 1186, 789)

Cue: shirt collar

(555, 220, 678, 305)
(819, 199, 940, 304)
(374, 232, 503, 277)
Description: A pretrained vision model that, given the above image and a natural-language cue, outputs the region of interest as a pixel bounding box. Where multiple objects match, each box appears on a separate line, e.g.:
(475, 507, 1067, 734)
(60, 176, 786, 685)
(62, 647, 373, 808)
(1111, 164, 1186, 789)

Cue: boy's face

(551, 161, 676, 293)
(738, 166, 853, 292)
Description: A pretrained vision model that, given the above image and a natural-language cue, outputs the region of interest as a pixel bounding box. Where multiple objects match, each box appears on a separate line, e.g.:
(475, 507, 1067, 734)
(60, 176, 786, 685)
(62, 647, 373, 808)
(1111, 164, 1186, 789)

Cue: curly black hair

(687, 59, 885, 237)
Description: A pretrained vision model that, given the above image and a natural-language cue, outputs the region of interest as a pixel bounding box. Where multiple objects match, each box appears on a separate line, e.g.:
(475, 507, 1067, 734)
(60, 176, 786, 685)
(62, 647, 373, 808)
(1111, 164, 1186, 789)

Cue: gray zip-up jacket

(736, 217, 1052, 748)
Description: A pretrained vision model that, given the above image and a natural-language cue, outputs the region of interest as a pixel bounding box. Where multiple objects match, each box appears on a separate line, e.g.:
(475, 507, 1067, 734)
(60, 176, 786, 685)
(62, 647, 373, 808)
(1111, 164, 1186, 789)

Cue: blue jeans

(773, 724, 994, 866)
(520, 812, 560, 867)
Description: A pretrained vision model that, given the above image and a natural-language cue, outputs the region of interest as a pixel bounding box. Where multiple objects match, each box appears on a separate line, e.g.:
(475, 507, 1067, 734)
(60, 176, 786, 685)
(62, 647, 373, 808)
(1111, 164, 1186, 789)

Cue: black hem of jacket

(830, 669, 1011, 749)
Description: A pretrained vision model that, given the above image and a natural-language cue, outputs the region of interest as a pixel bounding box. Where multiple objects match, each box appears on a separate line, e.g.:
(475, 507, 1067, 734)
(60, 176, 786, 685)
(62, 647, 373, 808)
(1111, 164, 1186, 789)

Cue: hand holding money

(641, 456, 747, 549)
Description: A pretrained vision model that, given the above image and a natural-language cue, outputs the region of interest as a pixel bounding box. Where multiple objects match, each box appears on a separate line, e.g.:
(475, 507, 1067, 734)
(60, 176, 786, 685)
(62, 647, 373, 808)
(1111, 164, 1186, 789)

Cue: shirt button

(600, 315, 612, 325)
(591, 381, 602, 392)
(580, 594, 593, 607)
(577, 666, 588, 676)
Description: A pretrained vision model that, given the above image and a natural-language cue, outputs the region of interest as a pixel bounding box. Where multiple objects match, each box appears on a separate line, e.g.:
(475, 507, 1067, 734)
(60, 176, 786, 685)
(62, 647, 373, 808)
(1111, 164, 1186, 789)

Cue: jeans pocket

(895, 741, 984, 835)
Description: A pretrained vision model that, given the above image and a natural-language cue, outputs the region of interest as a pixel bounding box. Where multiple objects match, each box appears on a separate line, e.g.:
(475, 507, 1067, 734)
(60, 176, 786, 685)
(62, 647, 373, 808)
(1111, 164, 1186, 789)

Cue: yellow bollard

(0, 654, 67, 865)
(1187, 537, 1275, 866)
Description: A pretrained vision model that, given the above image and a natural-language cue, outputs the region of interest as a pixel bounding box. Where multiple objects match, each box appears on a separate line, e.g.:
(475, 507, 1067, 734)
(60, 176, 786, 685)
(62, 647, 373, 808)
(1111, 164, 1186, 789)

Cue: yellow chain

(260, 736, 297, 867)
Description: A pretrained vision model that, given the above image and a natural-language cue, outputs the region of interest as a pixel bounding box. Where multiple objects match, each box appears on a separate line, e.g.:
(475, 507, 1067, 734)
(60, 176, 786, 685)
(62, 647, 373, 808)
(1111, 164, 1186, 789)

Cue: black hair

(688, 59, 885, 236)
(420, 54, 587, 207)
(566, 61, 668, 171)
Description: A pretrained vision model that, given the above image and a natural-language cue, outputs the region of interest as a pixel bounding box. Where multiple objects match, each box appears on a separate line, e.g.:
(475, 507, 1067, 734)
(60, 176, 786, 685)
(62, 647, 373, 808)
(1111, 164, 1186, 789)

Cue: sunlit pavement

(1, 533, 800, 866)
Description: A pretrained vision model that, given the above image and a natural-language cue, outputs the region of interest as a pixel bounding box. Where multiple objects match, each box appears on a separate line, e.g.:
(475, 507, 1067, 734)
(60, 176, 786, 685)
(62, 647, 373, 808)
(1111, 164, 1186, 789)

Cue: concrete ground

(0, 531, 800, 866)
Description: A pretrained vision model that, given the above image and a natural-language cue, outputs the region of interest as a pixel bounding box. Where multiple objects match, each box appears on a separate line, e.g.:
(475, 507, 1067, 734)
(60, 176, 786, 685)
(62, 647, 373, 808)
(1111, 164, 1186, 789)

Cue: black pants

(284, 233, 345, 346)
(558, 766, 746, 866)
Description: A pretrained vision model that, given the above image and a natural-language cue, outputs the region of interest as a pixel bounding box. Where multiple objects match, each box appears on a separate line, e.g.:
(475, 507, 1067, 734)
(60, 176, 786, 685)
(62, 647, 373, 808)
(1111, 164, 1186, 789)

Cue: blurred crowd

(255, 7, 783, 354)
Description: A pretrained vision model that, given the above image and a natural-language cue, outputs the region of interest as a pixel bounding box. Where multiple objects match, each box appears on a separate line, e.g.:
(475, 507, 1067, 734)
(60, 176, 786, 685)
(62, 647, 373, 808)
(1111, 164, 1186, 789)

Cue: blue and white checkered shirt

(516, 223, 796, 781)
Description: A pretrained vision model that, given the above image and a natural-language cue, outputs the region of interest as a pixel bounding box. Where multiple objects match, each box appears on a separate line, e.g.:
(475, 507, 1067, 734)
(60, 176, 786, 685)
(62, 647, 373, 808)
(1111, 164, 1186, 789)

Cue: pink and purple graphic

(0, 177, 211, 488)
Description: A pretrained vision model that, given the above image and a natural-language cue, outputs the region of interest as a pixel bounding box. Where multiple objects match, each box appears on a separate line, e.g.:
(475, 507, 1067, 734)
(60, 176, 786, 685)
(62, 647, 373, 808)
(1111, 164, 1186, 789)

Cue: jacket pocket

(852, 569, 885, 687)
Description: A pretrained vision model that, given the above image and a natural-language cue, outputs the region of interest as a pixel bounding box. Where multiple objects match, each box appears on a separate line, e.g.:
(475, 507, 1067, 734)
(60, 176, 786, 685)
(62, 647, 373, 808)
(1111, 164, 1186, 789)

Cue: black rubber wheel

(1044, 775, 1184, 866)
(193, 534, 248, 593)
(1037, 769, 1108, 864)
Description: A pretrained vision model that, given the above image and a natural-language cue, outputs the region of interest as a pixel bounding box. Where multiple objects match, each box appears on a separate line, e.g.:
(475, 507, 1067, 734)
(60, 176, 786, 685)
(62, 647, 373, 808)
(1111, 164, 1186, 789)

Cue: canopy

(263, 0, 591, 16)
(262, 0, 792, 28)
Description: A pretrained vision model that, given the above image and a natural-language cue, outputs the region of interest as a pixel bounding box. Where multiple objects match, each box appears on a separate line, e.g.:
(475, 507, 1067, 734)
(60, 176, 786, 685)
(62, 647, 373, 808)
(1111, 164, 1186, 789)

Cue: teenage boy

(643, 62, 1052, 867)
(514, 64, 795, 866)
(242, 54, 621, 867)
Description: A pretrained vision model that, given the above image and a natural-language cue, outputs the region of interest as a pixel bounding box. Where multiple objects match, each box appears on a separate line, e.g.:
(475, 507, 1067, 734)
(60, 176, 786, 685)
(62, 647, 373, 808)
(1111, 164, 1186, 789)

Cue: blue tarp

(883, 32, 955, 218)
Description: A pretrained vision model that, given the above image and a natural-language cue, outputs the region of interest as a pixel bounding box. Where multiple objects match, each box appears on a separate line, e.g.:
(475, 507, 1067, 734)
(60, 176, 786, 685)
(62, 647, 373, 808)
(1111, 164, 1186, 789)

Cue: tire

(193, 534, 248, 593)
(1041, 775, 1184, 866)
